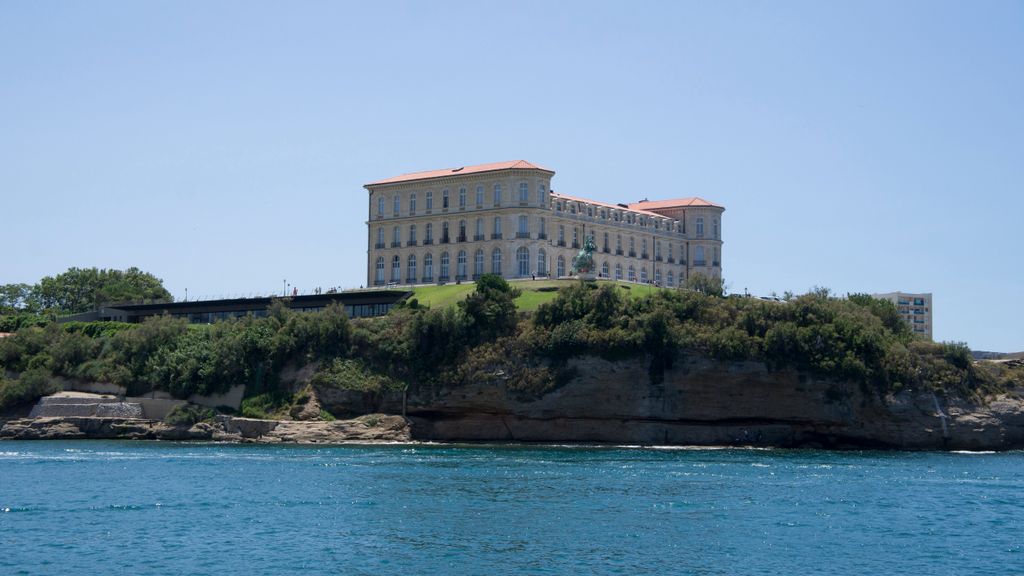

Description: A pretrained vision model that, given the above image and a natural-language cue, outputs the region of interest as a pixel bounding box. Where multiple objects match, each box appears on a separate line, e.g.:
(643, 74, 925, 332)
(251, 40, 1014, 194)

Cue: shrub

(164, 404, 215, 426)
(0, 368, 59, 411)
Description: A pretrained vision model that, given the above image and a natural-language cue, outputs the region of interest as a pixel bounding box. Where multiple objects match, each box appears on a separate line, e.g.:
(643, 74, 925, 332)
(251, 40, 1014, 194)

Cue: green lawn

(411, 278, 669, 311)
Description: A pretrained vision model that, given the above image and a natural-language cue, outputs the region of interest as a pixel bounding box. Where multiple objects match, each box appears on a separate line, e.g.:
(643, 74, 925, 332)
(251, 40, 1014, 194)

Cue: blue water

(0, 442, 1021, 575)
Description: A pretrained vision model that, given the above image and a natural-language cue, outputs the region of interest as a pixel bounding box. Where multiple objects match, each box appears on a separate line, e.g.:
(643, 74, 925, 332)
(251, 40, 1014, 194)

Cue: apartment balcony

(474, 234, 485, 241)
(572, 241, 580, 249)
(602, 246, 610, 253)
(641, 253, 649, 259)
(457, 235, 467, 243)
(712, 261, 720, 267)
(438, 275, 450, 283)
(491, 233, 503, 240)
(441, 236, 450, 244)
(667, 257, 675, 264)
(407, 240, 418, 247)
(538, 233, 548, 240)
(557, 240, 566, 247)
(680, 260, 687, 266)
(422, 276, 433, 283)
(423, 239, 434, 245)
(374, 280, 385, 286)
(516, 232, 530, 239)
(628, 251, 636, 257)
(391, 241, 401, 248)
(694, 260, 706, 267)
(456, 275, 467, 282)
(374, 243, 385, 249)
(655, 255, 663, 262)
(615, 249, 623, 256)
(472, 273, 482, 281)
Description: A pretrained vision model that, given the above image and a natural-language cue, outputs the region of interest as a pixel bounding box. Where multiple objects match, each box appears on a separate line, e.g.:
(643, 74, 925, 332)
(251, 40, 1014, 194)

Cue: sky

(1, 1, 1021, 351)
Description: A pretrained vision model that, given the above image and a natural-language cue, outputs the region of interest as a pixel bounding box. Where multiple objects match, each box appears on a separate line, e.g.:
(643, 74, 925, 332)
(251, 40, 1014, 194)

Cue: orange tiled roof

(551, 192, 666, 219)
(366, 160, 553, 186)
(628, 198, 724, 210)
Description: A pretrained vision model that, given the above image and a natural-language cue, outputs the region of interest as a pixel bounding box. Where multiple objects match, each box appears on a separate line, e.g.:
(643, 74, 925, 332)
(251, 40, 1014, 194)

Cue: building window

(424, 253, 433, 281)
(440, 252, 450, 279)
(392, 226, 400, 245)
(628, 265, 636, 282)
(491, 248, 502, 275)
(713, 247, 720, 266)
(518, 215, 528, 237)
(537, 249, 547, 276)
(603, 232, 609, 251)
(393, 195, 400, 216)
(474, 249, 484, 276)
(695, 245, 705, 266)
(629, 237, 635, 254)
(408, 255, 417, 282)
(517, 246, 530, 277)
(375, 256, 384, 283)
(538, 184, 546, 206)
(558, 225, 565, 245)
(459, 220, 466, 241)
(475, 185, 484, 207)
(493, 184, 502, 207)
(519, 182, 529, 203)
(642, 239, 647, 257)
(475, 218, 484, 239)
(655, 269, 662, 285)
(616, 234, 622, 253)
(391, 255, 401, 282)
(667, 271, 674, 287)
(425, 223, 433, 243)
(376, 227, 384, 247)
(442, 189, 449, 209)
(668, 243, 673, 260)
(426, 191, 433, 211)
(377, 197, 385, 217)
(615, 263, 622, 280)
(540, 217, 546, 238)
(713, 218, 719, 239)
(442, 221, 450, 243)
(572, 227, 578, 248)
(601, 262, 609, 278)
(409, 224, 417, 243)
(696, 217, 704, 238)
(459, 187, 466, 209)
(655, 241, 662, 259)
(494, 217, 502, 235)
(410, 193, 417, 215)
(557, 256, 565, 277)
(457, 250, 467, 278)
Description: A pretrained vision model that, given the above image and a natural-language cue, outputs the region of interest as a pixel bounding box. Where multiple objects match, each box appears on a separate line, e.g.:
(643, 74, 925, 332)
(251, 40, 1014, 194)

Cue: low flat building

(874, 291, 933, 339)
(58, 290, 411, 325)
(364, 160, 725, 288)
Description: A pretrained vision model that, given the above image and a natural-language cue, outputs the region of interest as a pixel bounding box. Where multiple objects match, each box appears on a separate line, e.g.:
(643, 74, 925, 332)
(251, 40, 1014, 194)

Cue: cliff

(316, 355, 1024, 450)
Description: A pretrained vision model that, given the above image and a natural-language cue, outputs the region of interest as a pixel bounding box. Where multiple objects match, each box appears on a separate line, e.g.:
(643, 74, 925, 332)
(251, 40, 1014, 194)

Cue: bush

(164, 404, 215, 426)
(0, 368, 59, 411)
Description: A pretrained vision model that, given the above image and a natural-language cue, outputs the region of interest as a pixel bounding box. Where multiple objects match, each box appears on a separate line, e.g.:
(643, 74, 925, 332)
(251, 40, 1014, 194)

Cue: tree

(32, 267, 173, 313)
(0, 283, 33, 312)
(458, 274, 521, 343)
(683, 273, 725, 297)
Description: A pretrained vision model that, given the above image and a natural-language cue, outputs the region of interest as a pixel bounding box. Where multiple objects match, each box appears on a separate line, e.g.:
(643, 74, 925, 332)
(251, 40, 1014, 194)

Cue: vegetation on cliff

(2, 275, 1021, 415)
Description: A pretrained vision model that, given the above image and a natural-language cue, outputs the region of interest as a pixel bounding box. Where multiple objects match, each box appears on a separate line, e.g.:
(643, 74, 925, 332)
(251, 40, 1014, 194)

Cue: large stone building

(365, 160, 724, 287)
(873, 291, 933, 339)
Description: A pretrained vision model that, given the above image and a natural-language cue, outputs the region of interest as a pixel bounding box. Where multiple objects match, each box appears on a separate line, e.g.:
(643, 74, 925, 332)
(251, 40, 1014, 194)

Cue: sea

(0, 441, 1020, 575)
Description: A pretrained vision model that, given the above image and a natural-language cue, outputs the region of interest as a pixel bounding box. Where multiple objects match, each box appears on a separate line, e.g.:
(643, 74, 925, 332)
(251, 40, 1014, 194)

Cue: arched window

(491, 248, 502, 275)
(409, 224, 417, 244)
(695, 246, 705, 266)
(440, 252, 450, 280)
(517, 246, 530, 277)
(424, 253, 434, 282)
(519, 182, 529, 203)
(493, 184, 502, 207)
(475, 185, 484, 206)
(391, 255, 401, 282)
(410, 193, 417, 215)
(474, 249, 484, 277)
(628, 265, 636, 282)
(393, 195, 400, 216)
(640, 267, 648, 283)
(425, 223, 433, 243)
(557, 256, 565, 277)
(457, 250, 467, 279)
(459, 187, 466, 209)
(537, 249, 547, 276)
(407, 255, 417, 282)
(376, 227, 384, 248)
(375, 256, 385, 284)
(667, 271, 674, 287)
(615, 263, 622, 280)
(601, 262, 609, 278)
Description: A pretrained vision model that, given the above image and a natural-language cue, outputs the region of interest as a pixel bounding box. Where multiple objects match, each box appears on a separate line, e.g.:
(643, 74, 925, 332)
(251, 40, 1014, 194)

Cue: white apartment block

(874, 292, 933, 339)
(364, 160, 724, 288)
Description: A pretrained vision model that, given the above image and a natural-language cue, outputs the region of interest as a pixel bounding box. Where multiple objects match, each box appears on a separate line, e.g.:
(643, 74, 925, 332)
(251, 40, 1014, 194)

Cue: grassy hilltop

(2, 275, 1021, 419)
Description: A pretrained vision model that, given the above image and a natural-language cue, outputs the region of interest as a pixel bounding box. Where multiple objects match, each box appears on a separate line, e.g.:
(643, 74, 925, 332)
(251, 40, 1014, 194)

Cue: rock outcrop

(314, 355, 1024, 450)
(0, 414, 411, 444)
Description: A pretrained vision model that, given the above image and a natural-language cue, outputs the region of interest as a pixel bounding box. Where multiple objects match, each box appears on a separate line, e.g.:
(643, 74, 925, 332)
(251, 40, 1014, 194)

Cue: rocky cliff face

(317, 355, 1024, 450)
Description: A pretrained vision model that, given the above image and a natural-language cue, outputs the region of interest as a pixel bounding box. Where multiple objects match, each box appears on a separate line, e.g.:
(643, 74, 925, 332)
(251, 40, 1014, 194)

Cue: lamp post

(185, 287, 188, 302)
(282, 279, 286, 297)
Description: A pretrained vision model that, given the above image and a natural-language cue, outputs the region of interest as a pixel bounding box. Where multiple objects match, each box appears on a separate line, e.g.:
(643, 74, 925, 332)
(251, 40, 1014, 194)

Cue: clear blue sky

(2, 1, 1021, 351)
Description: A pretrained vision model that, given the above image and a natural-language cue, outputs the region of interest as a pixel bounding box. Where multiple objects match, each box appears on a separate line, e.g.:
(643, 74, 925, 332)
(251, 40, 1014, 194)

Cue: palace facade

(365, 160, 724, 287)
